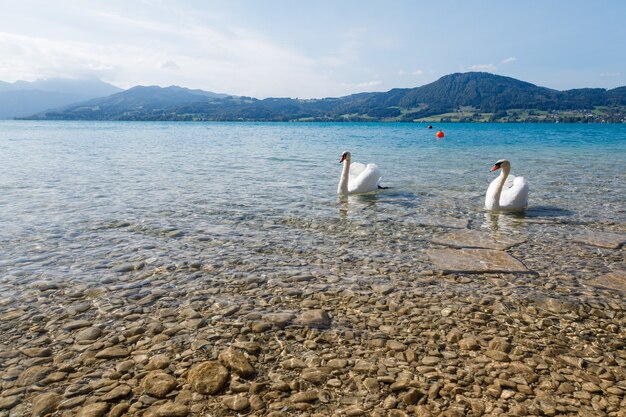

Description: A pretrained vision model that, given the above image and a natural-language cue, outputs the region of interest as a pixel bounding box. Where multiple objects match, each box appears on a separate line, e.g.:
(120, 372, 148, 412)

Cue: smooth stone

(588, 270, 626, 292)
(95, 346, 129, 359)
(431, 229, 526, 250)
(289, 390, 318, 403)
(21, 348, 52, 358)
(147, 354, 171, 370)
(75, 327, 103, 342)
(282, 358, 307, 370)
(62, 320, 92, 331)
(100, 384, 131, 401)
(187, 361, 229, 395)
(222, 395, 250, 411)
(141, 371, 178, 398)
(251, 322, 272, 333)
(219, 348, 255, 377)
(421, 356, 440, 365)
(31, 392, 62, 417)
(77, 402, 109, 417)
(326, 359, 348, 369)
(295, 309, 331, 329)
(485, 350, 511, 362)
(572, 231, 625, 249)
(427, 248, 530, 274)
(109, 403, 130, 417)
(0, 396, 21, 410)
(16, 366, 52, 386)
(458, 337, 480, 351)
(263, 312, 295, 328)
(156, 401, 189, 417)
(301, 368, 330, 384)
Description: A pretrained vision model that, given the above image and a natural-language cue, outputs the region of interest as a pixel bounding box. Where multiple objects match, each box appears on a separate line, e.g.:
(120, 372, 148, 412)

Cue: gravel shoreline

(1, 223, 625, 416)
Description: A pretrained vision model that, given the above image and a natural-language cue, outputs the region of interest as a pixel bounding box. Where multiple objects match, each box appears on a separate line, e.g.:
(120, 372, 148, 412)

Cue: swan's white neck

(337, 159, 350, 195)
(490, 166, 510, 210)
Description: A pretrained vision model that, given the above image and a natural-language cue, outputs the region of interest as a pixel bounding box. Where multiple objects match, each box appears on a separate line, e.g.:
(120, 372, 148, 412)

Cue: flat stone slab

(572, 231, 626, 249)
(588, 271, 626, 292)
(427, 248, 530, 274)
(431, 229, 526, 250)
(408, 216, 468, 229)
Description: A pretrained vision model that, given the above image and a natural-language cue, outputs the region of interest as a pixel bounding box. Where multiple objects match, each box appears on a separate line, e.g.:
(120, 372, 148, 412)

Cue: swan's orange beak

(339, 155, 346, 163)
(490, 165, 500, 172)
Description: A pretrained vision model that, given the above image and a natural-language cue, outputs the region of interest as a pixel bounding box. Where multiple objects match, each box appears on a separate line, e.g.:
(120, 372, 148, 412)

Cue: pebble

(141, 371, 179, 398)
(222, 394, 250, 411)
(187, 361, 229, 395)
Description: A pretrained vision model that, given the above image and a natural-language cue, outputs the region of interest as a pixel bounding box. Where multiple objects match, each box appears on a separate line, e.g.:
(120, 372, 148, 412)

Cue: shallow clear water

(0, 121, 624, 295)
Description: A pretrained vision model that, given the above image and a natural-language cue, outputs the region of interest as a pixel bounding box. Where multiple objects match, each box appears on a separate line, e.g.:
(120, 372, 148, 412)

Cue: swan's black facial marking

(490, 162, 502, 172)
(339, 151, 350, 163)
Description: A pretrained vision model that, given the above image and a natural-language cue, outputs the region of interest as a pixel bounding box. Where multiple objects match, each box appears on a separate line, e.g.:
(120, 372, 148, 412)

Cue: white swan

(485, 159, 529, 211)
(337, 151, 382, 195)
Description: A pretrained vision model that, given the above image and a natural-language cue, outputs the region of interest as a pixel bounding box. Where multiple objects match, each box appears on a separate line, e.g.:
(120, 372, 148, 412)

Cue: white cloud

(0, 17, 336, 98)
(412, 69, 424, 75)
(341, 80, 383, 89)
(469, 63, 497, 72)
(501, 57, 516, 64)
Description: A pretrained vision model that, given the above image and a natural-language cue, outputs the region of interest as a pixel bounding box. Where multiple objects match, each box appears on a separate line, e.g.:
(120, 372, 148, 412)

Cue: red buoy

(436, 130, 444, 138)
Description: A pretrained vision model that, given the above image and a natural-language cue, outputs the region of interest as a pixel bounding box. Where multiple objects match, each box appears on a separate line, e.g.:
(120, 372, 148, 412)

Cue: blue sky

(1, 0, 624, 98)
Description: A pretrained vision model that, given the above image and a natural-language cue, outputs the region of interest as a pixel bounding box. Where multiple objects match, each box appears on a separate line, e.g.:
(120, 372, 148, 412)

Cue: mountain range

(10, 72, 626, 122)
(0, 78, 123, 119)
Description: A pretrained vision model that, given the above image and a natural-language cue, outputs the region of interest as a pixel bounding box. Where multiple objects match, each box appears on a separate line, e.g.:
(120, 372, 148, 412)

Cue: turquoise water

(0, 121, 624, 291)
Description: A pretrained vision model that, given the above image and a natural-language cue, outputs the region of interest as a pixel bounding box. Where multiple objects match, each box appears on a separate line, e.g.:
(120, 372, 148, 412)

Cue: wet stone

(219, 348, 255, 377)
(427, 248, 530, 274)
(63, 320, 92, 331)
(263, 312, 295, 328)
(141, 371, 178, 398)
(222, 395, 250, 411)
(77, 402, 109, 417)
(0, 395, 21, 410)
(100, 384, 131, 401)
(572, 231, 626, 249)
(21, 347, 52, 357)
(588, 270, 626, 292)
(295, 309, 331, 329)
(431, 229, 526, 250)
(156, 401, 189, 416)
(75, 326, 103, 342)
(31, 392, 62, 417)
(95, 346, 129, 359)
(17, 365, 52, 386)
(187, 361, 229, 395)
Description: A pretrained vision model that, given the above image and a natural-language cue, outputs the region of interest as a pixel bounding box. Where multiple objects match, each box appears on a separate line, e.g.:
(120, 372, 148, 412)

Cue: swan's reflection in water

(338, 193, 380, 218)
(481, 211, 527, 234)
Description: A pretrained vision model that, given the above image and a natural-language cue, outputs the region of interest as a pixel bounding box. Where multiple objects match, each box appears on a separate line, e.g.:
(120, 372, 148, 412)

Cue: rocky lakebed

(1, 216, 625, 417)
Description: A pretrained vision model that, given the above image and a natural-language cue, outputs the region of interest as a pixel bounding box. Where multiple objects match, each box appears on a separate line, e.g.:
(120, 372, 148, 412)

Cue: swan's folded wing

(349, 163, 381, 193)
(501, 176, 529, 209)
(349, 162, 367, 179)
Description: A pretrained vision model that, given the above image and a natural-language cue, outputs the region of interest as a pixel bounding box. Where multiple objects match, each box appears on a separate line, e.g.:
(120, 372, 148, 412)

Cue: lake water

(0, 121, 624, 299)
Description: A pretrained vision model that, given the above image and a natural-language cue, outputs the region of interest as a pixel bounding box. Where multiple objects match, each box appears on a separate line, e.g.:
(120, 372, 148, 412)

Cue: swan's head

(339, 151, 351, 163)
(490, 159, 510, 172)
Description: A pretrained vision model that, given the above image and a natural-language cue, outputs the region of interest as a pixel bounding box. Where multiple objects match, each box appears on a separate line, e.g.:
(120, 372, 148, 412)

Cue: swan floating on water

(485, 159, 529, 211)
(337, 151, 383, 195)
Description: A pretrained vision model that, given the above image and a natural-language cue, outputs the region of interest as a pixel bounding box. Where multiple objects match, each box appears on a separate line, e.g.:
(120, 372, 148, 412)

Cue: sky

(1, 0, 625, 98)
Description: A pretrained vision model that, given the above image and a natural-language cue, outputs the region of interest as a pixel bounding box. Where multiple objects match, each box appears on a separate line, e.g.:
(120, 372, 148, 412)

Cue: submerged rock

(427, 248, 530, 274)
(187, 361, 229, 395)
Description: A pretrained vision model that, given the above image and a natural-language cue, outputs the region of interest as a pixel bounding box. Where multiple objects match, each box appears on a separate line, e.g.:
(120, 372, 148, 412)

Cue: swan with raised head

(485, 159, 529, 211)
(337, 151, 383, 195)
